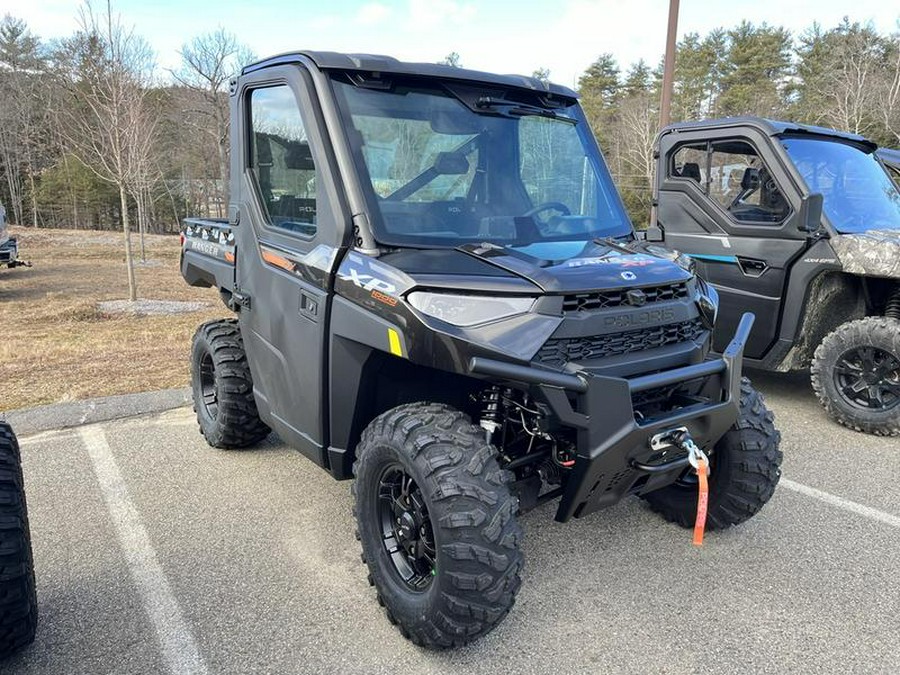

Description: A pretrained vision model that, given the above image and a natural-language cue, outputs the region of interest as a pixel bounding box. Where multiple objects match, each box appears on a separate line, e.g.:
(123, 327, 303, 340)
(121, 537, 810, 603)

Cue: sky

(3, 0, 899, 88)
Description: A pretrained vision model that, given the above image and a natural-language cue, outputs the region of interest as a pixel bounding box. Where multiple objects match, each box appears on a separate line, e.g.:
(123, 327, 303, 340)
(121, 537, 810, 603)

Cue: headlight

(407, 292, 534, 327)
(696, 279, 719, 328)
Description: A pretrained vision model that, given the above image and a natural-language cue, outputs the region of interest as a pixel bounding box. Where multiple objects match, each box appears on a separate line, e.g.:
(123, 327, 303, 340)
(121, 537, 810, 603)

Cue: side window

(670, 140, 790, 225)
(709, 141, 789, 224)
(249, 86, 317, 237)
(670, 144, 707, 185)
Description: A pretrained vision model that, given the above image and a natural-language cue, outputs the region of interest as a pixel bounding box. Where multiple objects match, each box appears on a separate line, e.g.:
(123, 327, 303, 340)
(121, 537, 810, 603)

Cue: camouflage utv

(650, 118, 900, 436)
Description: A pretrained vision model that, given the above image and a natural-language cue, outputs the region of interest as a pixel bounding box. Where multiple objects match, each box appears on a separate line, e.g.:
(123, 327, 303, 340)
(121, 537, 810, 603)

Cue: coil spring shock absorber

(886, 288, 900, 320)
(478, 386, 502, 443)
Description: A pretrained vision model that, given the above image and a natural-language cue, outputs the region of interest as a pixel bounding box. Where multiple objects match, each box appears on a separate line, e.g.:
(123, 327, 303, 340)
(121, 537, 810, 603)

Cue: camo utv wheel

(0, 423, 37, 657)
(190, 319, 270, 449)
(811, 317, 900, 436)
(353, 403, 523, 650)
(644, 378, 782, 529)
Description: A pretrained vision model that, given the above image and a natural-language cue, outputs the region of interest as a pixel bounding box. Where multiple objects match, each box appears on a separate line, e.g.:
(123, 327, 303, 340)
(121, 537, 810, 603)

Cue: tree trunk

(28, 170, 38, 228)
(135, 189, 147, 262)
(119, 184, 138, 302)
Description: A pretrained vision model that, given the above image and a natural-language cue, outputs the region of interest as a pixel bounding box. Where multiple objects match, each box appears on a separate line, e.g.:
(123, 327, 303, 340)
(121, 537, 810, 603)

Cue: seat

(680, 162, 702, 183)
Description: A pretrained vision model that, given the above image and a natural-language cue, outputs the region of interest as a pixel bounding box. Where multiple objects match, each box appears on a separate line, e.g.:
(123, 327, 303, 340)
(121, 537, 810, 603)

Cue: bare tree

(875, 32, 900, 144)
(172, 29, 254, 217)
(0, 15, 46, 227)
(128, 94, 160, 260)
(56, 1, 157, 300)
(798, 21, 885, 135)
(616, 94, 657, 191)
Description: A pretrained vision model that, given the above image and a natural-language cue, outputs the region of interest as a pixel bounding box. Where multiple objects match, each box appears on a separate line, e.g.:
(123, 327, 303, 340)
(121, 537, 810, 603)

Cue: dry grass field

(0, 226, 225, 411)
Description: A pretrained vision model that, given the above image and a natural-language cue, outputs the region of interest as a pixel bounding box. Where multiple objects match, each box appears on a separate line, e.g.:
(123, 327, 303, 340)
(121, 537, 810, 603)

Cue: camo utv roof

(877, 147, 900, 169)
(661, 116, 877, 151)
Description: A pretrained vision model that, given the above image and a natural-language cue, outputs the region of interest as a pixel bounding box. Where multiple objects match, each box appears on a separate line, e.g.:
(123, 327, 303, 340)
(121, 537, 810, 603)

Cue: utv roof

(661, 116, 877, 151)
(243, 50, 578, 99)
(877, 147, 900, 168)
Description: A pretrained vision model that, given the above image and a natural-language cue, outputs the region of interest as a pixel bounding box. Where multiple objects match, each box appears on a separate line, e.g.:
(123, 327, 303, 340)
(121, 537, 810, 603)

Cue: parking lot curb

(2, 388, 192, 437)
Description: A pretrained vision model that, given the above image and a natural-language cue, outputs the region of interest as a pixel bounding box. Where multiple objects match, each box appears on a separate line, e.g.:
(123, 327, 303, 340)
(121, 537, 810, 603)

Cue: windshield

(783, 137, 900, 233)
(331, 78, 632, 248)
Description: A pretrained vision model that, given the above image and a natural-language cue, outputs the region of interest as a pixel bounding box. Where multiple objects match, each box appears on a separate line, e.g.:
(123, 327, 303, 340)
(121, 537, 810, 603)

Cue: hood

(455, 239, 693, 292)
(831, 230, 900, 279)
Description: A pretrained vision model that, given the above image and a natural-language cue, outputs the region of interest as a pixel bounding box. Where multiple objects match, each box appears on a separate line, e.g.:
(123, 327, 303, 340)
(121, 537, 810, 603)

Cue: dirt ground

(0, 227, 225, 410)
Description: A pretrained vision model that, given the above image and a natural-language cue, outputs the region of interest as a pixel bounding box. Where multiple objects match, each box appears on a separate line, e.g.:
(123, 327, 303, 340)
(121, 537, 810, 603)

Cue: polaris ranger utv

(650, 117, 900, 436)
(181, 52, 782, 649)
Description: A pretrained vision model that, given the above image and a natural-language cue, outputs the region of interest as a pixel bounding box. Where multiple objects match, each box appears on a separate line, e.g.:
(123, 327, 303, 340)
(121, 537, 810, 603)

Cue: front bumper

(0, 237, 17, 264)
(470, 313, 754, 522)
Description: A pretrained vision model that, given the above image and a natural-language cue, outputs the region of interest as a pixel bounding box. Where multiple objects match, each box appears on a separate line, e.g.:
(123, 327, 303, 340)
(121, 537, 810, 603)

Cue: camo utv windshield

(332, 78, 632, 248)
(783, 138, 900, 233)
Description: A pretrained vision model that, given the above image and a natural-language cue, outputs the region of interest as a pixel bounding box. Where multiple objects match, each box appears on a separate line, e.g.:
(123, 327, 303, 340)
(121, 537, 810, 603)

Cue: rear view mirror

(798, 192, 824, 234)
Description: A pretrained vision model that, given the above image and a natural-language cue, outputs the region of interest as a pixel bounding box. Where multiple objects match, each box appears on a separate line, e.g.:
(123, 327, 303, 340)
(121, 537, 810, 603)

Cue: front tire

(811, 317, 900, 436)
(644, 378, 782, 529)
(0, 422, 37, 656)
(190, 319, 270, 449)
(353, 403, 523, 649)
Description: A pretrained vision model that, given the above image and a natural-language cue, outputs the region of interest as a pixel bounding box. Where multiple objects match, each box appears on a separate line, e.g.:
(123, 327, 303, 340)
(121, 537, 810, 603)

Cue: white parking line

(80, 426, 209, 675)
(781, 478, 900, 530)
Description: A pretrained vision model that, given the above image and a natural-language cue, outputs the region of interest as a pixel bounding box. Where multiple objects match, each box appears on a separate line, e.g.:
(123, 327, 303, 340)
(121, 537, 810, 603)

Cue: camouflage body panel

(831, 231, 900, 279)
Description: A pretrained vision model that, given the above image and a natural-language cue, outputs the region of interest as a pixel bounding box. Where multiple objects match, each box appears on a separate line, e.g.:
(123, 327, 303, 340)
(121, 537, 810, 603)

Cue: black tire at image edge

(0, 422, 37, 657)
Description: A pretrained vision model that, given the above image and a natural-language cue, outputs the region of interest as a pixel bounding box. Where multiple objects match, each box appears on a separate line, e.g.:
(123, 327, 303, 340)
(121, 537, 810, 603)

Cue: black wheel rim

(833, 346, 900, 412)
(198, 351, 219, 420)
(377, 464, 436, 591)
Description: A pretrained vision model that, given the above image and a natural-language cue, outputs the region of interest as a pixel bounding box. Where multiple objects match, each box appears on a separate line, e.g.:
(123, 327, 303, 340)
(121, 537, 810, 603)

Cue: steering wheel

(523, 202, 571, 219)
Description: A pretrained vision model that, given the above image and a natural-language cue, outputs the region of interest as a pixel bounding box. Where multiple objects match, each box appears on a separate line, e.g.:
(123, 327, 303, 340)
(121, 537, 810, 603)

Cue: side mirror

(798, 192, 823, 234)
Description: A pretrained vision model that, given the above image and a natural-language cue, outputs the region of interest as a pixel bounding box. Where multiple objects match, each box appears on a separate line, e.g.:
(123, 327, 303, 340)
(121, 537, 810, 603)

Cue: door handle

(299, 290, 319, 321)
(736, 257, 769, 278)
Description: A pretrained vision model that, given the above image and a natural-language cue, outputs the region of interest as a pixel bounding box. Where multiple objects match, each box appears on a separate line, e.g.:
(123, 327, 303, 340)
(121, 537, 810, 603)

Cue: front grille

(562, 281, 690, 313)
(536, 318, 705, 367)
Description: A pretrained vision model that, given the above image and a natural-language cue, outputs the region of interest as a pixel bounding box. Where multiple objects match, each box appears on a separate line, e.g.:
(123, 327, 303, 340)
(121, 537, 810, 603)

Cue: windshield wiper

(474, 97, 577, 124)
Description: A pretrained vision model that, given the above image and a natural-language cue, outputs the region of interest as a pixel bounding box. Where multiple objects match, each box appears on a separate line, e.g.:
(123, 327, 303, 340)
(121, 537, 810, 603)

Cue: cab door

(657, 129, 807, 359)
(231, 64, 347, 465)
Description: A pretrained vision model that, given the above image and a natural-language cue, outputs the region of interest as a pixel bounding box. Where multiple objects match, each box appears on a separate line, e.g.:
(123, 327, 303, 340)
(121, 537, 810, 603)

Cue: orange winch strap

(692, 458, 709, 547)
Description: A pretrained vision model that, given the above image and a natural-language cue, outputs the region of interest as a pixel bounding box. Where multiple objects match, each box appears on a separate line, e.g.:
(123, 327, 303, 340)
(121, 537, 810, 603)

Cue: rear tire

(353, 403, 523, 649)
(644, 378, 782, 529)
(811, 317, 900, 436)
(190, 319, 270, 449)
(0, 422, 37, 657)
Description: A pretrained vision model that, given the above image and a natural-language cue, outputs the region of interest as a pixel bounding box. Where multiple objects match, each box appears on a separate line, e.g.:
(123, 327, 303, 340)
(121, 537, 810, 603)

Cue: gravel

(97, 299, 209, 316)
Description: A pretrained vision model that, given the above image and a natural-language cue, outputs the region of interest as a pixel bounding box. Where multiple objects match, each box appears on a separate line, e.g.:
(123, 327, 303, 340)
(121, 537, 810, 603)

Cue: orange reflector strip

(224, 251, 235, 263)
(261, 249, 293, 272)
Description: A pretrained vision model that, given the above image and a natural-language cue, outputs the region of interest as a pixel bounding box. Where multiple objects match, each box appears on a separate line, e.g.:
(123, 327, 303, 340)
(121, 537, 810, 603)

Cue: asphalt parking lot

(3, 370, 899, 674)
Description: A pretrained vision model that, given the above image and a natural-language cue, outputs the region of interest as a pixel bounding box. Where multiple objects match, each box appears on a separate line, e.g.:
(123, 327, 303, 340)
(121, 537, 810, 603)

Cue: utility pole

(658, 0, 680, 129)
